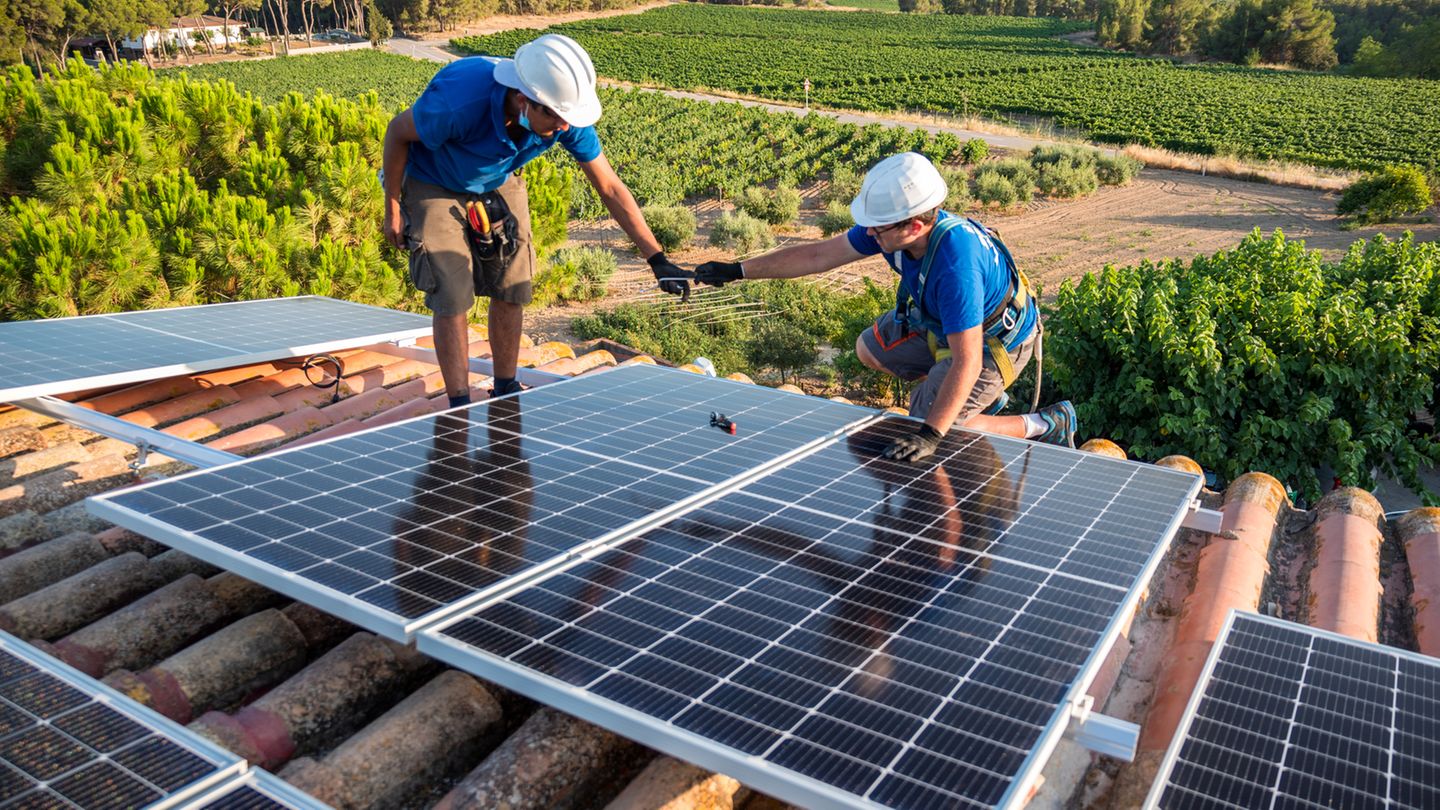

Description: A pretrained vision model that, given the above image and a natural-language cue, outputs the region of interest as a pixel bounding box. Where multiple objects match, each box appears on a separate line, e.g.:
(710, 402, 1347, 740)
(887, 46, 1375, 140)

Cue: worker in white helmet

(381, 34, 692, 407)
(695, 152, 1076, 462)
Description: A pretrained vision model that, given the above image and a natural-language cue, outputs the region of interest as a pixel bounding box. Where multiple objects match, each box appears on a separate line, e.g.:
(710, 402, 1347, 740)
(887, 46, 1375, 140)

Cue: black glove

(648, 252, 693, 302)
(883, 424, 944, 463)
(694, 261, 744, 288)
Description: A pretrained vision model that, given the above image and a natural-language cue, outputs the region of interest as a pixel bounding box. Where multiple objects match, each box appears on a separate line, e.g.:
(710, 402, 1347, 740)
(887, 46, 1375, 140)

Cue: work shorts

(401, 172, 535, 315)
(860, 310, 1035, 420)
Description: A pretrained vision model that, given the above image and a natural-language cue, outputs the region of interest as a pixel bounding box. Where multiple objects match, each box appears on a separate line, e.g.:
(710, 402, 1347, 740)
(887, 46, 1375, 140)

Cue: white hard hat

(850, 152, 947, 228)
(494, 34, 602, 128)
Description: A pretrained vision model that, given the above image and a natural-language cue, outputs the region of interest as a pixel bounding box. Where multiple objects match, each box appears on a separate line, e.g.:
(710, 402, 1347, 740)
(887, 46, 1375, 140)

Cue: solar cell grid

(0, 296, 432, 401)
(0, 633, 243, 809)
(189, 769, 330, 810)
(424, 417, 1202, 809)
(1149, 611, 1440, 810)
(90, 365, 872, 640)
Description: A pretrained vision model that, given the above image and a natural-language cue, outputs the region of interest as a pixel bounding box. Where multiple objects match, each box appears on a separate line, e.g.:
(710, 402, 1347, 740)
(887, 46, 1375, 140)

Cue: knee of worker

(855, 334, 888, 373)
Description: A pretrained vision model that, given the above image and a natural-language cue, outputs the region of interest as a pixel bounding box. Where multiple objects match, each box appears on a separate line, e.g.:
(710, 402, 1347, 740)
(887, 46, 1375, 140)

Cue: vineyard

(454, 5, 1440, 171)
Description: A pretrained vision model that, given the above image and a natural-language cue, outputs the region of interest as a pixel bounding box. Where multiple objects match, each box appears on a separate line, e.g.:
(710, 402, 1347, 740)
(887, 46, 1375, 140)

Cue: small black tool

(710, 411, 736, 435)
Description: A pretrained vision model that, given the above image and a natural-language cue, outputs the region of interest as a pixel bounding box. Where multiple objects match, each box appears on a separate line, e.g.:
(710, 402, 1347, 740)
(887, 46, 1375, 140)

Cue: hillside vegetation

(454, 5, 1440, 171)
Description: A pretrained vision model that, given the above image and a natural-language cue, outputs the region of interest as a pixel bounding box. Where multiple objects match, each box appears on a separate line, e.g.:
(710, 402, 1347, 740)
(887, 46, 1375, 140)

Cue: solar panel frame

(0, 631, 246, 810)
(0, 296, 433, 402)
(1144, 609, 1440, 810)
(89, 365, 879, 641)
(184, 769, 331, 810)
(419, 416, 1204, 809)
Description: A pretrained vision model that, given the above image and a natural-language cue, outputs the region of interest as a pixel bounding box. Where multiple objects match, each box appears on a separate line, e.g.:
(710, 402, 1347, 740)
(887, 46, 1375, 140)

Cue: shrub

(746, 319, 819, 384)
(960, 138, 989, 165)
(1336, 165, 1432, 224)
(1047, 229, 1440, 503)
(642, 205, 696, 252)
(532, 246, 616, 305)
(709, 211, 776, 254)
(972, 170, 1020, 208)
(923, 131, 962, 163)
(822, 165, 862, 205)
(522, 158, 573, 257)
(940, 166, 970, 210)
(1096, 153, 1144, 185)
(1036, 160, 1099, 199)
(817, 200, 854, 236)
(988, 158, 1037, 202)
(735, 183, 802, 226)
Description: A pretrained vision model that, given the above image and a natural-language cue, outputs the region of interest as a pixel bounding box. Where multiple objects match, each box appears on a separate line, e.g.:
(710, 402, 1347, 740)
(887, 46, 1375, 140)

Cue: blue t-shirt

(407, 57, 603, 195)
(846, 211, 1036, 346)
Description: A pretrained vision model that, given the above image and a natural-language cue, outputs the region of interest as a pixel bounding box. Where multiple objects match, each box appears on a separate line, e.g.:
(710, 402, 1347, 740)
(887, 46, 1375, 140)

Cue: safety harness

(894, 216, 1035, 388)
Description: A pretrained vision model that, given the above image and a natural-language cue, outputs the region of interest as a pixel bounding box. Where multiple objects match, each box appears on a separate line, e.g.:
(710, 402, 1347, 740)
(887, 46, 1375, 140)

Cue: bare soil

(525, 169, 1440, 344)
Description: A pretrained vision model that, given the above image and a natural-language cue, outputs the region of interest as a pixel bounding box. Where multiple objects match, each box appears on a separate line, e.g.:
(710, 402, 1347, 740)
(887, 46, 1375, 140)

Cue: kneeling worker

(695, 151, 1076, 462)
(382, 34, 692, 406)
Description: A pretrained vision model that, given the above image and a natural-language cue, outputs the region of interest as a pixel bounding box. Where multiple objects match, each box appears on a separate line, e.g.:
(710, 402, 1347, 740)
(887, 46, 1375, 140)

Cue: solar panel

(0, 296, 432, 401)
(420, 416, 1203, 809)
(0, 631, 245, 809)
(188, 770, 330, 810)
(1146, 610, 1440, 810)
(89, 365, 873, 640)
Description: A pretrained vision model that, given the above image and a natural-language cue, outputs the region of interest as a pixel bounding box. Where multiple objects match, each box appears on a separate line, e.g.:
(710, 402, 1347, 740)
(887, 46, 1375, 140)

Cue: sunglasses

(870, 220, 911, 236)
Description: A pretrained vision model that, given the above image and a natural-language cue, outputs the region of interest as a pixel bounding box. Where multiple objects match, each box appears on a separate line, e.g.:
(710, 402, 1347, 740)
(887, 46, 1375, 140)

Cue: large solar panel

(421, 416, 1202, 809)
(89, 365, 872, 640)
(1146, 610, 1440, 810)
(0, 296, 432, 401)
(0, 631, 244, 809)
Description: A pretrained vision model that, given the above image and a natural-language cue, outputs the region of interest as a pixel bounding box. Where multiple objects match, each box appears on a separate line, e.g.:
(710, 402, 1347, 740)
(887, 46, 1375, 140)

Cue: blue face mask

(518, 106, 533, 133)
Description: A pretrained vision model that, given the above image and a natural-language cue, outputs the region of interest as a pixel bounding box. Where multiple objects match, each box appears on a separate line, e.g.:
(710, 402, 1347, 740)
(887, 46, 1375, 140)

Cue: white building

(120, 16, 246, 52)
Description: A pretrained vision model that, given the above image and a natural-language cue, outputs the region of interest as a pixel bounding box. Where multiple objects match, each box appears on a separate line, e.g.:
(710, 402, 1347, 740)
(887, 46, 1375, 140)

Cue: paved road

(386, 37, 459, 63)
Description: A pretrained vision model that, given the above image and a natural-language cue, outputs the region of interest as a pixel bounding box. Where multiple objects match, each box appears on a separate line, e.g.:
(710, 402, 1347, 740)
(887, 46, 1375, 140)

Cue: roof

(0, 325, 1434, 809)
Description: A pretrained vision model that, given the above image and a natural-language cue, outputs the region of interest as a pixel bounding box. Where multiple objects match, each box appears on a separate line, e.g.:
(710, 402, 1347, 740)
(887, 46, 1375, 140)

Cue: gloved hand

(648, 251, 693, 302)
(695, 261, 744, 288)
(883, 424, 944, 463)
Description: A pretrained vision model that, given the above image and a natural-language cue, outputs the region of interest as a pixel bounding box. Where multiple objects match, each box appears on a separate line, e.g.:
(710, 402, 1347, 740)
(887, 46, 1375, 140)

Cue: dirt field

(526, 169, 1440, 343)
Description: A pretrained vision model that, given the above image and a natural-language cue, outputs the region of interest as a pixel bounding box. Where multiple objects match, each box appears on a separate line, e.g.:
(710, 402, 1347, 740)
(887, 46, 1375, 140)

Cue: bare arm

(741, 233, 865, 279)
(925, 327, 984, 434)
(579, 154, 663, 259)
(382, 108, 421, 249)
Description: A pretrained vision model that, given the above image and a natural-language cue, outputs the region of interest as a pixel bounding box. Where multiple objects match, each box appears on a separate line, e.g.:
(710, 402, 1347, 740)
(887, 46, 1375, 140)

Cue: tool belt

(898, 217, 1034, 388)
(464, 190, 520, 271)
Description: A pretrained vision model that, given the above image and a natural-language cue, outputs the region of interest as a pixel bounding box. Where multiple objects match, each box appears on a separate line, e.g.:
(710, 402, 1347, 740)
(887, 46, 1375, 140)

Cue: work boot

(488, 378, 523, 398)
(982, 391, 1009, 416)
(1036, 400, 1077, 448)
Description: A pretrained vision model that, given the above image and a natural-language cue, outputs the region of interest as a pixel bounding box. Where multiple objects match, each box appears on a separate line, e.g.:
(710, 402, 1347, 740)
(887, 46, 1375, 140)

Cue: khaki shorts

(401, 172, 535, 314)
(860, 310, 1035, 420)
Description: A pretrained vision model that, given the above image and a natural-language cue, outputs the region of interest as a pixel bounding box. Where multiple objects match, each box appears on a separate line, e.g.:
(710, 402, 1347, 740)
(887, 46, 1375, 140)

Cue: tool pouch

(466, 191, 520, 278)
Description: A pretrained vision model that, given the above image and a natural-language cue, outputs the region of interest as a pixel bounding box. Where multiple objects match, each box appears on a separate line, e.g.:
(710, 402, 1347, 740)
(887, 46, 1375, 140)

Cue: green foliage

(0, 60, 419, 318)
(973, 170, 1020, 209)
(940, 165, 970, 210)
(973, 159, 1035, 207)
(1030, 147, 1100, 199)
(709, 211, 775, 255)
(734, 183, 802, 226)
(746, 319, 819, 384)
(642, 205, 697, 253)
(1046, 229, 1440, 503)
(1096, 152, 1144, 185)
(167, 50, 437, 109)
(960, 138, 989, 165)
(453, 5, 1439, 171)
(574, 277, 878, 386)
(822, 165, 862, 205)
(1337, 165, 1433, 223)
(615, 155, 683, 207)
(817, 200, 854, 237)
(523, 157, 573, 257)
(532, 246, 616, 306)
